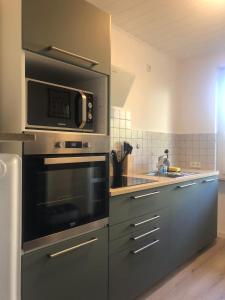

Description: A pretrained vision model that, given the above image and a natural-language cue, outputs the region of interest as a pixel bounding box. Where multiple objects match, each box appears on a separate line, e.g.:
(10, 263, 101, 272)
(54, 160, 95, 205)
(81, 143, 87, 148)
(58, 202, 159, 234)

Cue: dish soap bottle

(157, 149, 170, 174)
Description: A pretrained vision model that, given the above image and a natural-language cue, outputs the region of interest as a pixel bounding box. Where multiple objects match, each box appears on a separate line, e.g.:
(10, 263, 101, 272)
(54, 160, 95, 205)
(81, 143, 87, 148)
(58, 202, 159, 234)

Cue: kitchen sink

(146, 171, 199, 178)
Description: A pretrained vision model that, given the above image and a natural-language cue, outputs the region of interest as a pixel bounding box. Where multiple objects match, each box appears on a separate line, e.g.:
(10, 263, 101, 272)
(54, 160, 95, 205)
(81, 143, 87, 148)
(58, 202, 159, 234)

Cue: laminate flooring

(139, 238, 225, 300)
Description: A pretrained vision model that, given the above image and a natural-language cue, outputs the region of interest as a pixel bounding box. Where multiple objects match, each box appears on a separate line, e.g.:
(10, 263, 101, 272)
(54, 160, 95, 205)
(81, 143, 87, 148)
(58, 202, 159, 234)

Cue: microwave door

(75, 92, 87, 129)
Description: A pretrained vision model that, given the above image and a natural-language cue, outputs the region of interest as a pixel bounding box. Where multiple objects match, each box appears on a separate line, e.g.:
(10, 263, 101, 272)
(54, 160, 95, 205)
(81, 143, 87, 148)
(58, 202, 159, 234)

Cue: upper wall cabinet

(22, 0, 111, 75)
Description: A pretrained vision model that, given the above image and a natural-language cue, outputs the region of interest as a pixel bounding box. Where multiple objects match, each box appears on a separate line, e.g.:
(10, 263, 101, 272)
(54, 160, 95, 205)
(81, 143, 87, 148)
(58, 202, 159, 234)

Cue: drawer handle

(132, 227, 160, 241)
(46, 46, 99, 66)
(203, 179, 216, 183)
(48, 237, 98, 259)
(177, 182, 196, 189)
(131, 191, 160, 200)
(131, 215, 160, 227)
(131, 239, 160, 254)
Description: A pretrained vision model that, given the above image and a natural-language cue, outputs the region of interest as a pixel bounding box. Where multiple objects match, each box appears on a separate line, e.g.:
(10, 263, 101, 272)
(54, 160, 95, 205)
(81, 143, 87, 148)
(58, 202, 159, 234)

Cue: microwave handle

(79, 92, 87, 129)
(44, 156, 106, 165)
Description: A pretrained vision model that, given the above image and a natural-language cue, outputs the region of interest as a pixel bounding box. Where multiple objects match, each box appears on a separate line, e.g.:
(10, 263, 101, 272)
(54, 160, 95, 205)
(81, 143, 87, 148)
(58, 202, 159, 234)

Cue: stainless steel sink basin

(146, 171, 199, 178)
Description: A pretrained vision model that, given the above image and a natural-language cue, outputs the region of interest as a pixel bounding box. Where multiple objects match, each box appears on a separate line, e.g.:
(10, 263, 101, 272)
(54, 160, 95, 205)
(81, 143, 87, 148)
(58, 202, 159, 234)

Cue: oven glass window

(23, 155, 108, 243)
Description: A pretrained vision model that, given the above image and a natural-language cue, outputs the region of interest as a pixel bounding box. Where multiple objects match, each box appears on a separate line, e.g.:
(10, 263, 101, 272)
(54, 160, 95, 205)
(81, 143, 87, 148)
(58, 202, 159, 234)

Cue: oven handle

(44, 156, 106, 165)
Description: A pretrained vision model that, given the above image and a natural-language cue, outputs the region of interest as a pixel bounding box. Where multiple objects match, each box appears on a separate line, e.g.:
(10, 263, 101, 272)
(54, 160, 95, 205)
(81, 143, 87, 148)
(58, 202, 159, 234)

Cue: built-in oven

(22, 132, 109, 251)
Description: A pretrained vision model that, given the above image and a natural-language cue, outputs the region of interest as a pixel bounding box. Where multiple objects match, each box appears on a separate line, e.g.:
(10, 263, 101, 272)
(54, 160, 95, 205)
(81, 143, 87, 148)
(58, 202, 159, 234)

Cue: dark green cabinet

(22, 228, 108, 300)
(110, 186, 169, 225)
(22, 176, 218, 300)
(196, 178, 218, 250)
(109, 176, 218, 300)
(169, 178, 218, 270)
(110, 230, 169, 300)
(169, 181, 200, 269)
(109, 186, 171, 300)
(22, 0, 111, 75)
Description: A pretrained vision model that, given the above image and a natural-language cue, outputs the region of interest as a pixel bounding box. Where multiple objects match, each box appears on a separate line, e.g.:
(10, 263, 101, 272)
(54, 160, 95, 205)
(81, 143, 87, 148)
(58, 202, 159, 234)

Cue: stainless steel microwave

(26, 78, 94, 132)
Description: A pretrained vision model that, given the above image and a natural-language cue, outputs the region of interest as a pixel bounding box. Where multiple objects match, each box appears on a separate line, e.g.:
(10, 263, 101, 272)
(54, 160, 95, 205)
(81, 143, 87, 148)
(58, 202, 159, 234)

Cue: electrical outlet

(190, 161, 196, 168)
(190, 161, 201, 169)
(195, 162, 201, 169)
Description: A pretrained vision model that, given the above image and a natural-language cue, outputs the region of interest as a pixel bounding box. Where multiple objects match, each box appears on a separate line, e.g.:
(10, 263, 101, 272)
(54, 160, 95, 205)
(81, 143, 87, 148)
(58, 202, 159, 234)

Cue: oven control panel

(55, 141, 91, 149)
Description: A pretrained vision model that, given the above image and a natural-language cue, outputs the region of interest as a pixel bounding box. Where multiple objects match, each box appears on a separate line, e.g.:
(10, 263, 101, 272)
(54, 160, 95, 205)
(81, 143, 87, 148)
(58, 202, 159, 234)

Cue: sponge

(168, 166, 181, 172)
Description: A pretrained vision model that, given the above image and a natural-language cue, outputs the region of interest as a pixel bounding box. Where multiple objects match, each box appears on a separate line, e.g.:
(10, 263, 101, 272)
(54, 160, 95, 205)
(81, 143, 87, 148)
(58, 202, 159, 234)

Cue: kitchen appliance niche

(25, 51, 109, 135)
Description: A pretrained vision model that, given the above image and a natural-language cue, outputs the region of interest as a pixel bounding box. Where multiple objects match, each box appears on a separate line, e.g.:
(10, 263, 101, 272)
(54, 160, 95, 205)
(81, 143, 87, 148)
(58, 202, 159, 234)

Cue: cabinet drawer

(110, 208, 168, 255)
(110, 186, 169, 225)
(22, 228, 108, 300)
(109, 231, 170, 300)
(110, 225, 162, 256)
(110, 209, 166, 241)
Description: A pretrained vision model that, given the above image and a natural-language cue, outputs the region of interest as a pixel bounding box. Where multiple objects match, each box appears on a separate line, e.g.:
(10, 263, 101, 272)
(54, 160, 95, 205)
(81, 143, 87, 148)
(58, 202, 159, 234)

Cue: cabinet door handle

(203, 179, 216, 183)
(131, 215, 160, 227)
(131, 239, 160, 254)
(48, 237, 98, 258)
(177, 182, 196, 189)
(46, 46, 99, 66)
(131, 191, 160, 200)
(132, 227, 160, 240)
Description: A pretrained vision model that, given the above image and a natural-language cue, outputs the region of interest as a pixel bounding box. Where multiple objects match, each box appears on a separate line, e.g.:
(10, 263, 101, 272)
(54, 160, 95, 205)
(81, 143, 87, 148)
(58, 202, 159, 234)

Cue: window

(217, 68, 225, 178)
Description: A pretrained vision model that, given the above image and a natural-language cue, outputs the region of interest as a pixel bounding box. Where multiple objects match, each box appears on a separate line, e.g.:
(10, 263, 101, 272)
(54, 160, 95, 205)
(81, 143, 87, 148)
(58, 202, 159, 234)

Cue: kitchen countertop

(110, 170, 219, 196)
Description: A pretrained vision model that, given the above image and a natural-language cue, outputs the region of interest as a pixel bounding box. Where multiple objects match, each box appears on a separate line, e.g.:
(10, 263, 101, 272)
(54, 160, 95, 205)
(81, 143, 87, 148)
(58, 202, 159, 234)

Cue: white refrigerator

(0, 154, 21, 300)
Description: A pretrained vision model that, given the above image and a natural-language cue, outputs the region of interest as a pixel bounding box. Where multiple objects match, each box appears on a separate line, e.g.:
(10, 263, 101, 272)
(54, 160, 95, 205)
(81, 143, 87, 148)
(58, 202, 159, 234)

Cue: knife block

(123, 155, 134, 176)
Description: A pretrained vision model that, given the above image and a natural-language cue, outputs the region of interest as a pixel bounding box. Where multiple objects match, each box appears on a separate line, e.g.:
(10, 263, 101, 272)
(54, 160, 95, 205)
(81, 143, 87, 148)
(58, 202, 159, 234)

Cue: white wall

(175, 52, 225, 236)
(111, 25, 178, 133)
(175, 53, 225, 134)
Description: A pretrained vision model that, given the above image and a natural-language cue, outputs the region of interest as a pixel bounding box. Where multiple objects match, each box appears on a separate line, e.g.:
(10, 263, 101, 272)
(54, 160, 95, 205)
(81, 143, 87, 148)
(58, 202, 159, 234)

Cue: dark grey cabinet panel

(196, 178, 218, 250)
(169, 181, 200, 269)
(110, 186, 169, 225)
(110, 209, 168, 255)
(109, 221, 170, 300)
(109, 176, 218, 300)
(22, 228, 108, 300)
(109, 210, 161, 242)
(22, 0, 111, 75)
(169, 177, 218, 270)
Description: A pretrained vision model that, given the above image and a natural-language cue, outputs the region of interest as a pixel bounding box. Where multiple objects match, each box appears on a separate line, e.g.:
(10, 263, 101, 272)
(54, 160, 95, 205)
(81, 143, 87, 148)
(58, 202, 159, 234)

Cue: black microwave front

(26, 79, 94, 132)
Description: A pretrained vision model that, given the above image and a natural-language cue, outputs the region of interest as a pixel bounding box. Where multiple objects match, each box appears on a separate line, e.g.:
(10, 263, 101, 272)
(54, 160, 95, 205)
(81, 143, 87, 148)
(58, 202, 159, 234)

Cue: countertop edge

(110, 171, 219, 197)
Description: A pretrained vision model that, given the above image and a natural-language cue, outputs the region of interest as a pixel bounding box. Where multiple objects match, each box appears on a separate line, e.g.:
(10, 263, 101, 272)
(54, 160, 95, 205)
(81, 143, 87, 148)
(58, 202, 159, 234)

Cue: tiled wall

(110, 107, 217, 175)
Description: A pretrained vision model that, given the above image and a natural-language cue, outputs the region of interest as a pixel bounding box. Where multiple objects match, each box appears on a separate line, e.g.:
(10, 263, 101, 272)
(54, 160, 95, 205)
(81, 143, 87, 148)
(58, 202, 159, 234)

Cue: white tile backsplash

(110, 107, 217, 174)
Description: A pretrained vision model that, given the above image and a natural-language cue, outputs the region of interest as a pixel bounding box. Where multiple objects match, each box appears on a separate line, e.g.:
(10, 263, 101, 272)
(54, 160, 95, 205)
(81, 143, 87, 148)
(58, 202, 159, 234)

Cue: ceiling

(88, 0, 225, 60)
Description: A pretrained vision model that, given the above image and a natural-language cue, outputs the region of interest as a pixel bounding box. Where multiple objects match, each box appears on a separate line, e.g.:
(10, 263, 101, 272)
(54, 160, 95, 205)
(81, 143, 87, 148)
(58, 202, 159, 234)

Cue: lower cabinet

(22, 176, 218, 300)
(170, 177, 218, 270)
(196, 178, 218, 250)
(109, 208, 170, 300)
(169, 181, 200, 269)
(109, 176, 218, 300)
(22, 227, 108, 300)
(110, 236, 168, 300)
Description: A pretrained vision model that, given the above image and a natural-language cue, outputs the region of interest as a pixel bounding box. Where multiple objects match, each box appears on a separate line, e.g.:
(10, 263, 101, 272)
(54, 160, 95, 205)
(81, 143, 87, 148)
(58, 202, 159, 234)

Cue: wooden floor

(139, 238, 225, 300)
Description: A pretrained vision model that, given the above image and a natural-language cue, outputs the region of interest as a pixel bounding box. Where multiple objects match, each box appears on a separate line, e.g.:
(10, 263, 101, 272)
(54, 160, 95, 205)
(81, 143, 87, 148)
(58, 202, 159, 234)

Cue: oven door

(22, 154, 109, 248)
